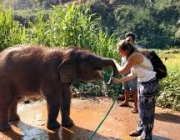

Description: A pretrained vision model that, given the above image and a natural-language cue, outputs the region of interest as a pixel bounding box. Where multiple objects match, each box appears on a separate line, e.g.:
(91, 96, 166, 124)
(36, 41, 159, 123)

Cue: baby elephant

(0, 45, 117, 131)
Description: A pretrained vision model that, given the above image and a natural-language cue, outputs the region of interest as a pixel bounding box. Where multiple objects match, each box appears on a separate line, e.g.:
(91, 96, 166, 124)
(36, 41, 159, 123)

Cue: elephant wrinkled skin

(0, 45, 117, 131)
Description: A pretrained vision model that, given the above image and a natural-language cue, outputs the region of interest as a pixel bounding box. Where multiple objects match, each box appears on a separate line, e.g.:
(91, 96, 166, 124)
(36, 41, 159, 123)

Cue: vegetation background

(0, 0, 180, 111)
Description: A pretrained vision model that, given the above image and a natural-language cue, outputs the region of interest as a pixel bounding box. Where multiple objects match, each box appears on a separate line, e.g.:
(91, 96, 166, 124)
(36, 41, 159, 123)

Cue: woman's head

(116, 40, 137, 58)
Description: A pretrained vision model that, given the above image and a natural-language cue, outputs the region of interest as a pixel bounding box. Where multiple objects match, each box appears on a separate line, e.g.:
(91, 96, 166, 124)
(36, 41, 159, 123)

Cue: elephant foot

(61, 118, 74, 128)
(8, 114, 20, 122)
(47, 120, 60, 130)
(0, 123, 11, 131)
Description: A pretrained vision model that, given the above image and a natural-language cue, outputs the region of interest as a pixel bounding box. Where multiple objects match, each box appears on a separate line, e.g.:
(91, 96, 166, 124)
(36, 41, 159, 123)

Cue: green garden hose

(88, 86, 119, 140)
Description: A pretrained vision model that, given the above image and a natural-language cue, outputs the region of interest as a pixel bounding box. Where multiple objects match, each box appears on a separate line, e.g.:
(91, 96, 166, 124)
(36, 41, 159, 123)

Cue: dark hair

(125, 32, 136, 41)
(117, 40, 137, 58)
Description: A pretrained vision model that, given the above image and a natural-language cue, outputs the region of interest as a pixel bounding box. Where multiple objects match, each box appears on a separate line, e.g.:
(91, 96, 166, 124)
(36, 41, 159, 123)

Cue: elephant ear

(57, 47, 79, 84)
(57, 59, 78, 84)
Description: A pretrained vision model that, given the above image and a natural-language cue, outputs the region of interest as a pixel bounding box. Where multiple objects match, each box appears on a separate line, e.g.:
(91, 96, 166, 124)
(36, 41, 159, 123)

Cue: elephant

(0, 44, 118, 131)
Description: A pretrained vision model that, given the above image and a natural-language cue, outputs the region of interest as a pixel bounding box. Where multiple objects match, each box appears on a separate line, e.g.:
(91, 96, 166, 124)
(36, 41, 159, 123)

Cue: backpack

(142, 50, 167, 80)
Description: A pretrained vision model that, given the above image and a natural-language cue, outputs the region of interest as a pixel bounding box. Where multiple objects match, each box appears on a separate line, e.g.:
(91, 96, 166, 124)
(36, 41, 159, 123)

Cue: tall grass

(26, 4, 119, 59)
(0, 9, 26, 50)
(0, 4, 119, 59)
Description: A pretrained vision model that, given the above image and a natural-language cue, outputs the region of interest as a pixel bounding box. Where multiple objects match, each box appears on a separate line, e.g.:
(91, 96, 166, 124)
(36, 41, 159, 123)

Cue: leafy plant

(0, 9, 26, 50)
(156, 50, 180, 111)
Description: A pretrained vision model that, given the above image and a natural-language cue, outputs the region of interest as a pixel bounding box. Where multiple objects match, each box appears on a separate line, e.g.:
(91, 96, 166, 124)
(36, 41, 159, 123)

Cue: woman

(112, 40, 158, 140)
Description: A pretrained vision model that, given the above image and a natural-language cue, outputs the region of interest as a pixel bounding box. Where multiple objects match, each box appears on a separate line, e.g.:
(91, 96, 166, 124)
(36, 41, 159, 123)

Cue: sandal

(131, 108, 138, 113)
(119, 102, 129, 107)
(129, 130, 142, 137)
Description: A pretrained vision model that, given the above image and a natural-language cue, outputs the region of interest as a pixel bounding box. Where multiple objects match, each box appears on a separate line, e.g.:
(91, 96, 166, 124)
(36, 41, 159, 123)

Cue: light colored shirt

(121, 57, 129, 76)
(132, 54, 156, 82)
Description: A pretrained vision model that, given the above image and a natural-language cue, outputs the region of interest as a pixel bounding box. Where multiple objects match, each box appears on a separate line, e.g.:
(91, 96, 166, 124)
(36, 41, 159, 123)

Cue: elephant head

(58, 47, 118, 84)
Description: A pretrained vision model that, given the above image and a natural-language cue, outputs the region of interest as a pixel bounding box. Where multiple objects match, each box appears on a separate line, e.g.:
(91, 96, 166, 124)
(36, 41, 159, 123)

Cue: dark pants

(137, 78, 158, 140)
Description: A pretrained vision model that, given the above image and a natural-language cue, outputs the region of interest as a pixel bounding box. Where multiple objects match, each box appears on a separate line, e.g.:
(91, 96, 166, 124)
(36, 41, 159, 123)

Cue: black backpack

(143, 50, 167, 80)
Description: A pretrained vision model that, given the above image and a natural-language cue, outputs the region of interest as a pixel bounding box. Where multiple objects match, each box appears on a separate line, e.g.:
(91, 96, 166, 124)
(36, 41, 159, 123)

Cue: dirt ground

(0, 97, 180, 140)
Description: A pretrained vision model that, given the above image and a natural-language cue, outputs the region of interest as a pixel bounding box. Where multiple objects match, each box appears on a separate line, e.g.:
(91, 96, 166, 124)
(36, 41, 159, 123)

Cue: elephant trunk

(100, 58, 119, 85)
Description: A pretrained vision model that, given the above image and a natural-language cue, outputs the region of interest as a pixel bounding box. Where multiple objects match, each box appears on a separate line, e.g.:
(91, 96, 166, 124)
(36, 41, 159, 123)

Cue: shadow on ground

(1, 120, 121, 140)
(153, 135, 173, 140)
(155, 112, 180, 124)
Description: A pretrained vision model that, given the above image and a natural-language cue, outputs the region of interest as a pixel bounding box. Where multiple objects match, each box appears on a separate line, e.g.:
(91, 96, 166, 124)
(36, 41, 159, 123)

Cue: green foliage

(154, 0, 180, 10)
(0, 0, 61, 10)
(0, 9, 26, 50)
(112, 4, 180, 48)
(90, 1, 115, 33)
(157, 69, 180, 111)
(0, 4, 119, 58)
(4, 0, 180, 49)
(88, 0, 180, 48)
(155, 49, 180, 111)
(26, 4, 119, 59)
(72, 78, 121, 97)
(27, 4, 96, 46)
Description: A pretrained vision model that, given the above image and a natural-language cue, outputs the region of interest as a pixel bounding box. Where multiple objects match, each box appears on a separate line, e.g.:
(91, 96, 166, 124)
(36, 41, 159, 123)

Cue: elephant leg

(45, 92, 61, 130)
(0, 92, 13, 131)
(8, 97, 21, 122)
(60, 84, 74, 127)
(0, 106, 11, 131)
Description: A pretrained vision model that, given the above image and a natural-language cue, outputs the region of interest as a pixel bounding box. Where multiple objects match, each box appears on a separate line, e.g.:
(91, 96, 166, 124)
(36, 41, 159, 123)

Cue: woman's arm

(112, 69, 137, 84)
(113, 53, 142, 74)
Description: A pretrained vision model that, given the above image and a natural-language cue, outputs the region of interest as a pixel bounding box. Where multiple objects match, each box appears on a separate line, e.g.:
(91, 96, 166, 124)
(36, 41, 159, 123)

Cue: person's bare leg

(132, 91, 138, 112)
(119, 90, 130, 106)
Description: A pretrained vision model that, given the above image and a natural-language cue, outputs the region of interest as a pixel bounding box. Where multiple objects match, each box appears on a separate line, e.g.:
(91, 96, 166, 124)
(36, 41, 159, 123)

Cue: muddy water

(0, 98, 180, 140)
